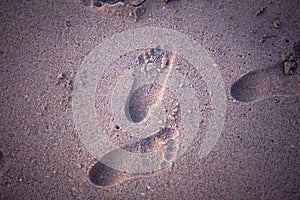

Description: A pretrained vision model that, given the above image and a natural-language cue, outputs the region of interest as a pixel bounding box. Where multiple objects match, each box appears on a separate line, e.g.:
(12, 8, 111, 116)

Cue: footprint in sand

(231, 41, 300, 102)
(89, 127, 179, 187)
(89, 47, 203, 187)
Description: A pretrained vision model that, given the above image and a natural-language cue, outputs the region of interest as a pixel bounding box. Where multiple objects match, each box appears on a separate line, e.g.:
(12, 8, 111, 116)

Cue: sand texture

(0, 0, 299, 199)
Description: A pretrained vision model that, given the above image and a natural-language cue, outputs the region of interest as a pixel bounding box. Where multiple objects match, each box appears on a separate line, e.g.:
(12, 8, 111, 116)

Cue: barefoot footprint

(89, 48, 190, 186)
(231, 41, 300, 102)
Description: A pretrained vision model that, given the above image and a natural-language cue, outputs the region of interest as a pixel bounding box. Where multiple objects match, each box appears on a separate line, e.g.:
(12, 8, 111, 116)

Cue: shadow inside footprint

(89, 161, 128, 187)
(128, 83, 161, 123)
(231, 42, 300, 102)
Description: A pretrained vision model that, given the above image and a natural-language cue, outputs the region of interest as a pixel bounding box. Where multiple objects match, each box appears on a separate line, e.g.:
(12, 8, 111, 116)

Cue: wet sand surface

(0, 0, 299, 199)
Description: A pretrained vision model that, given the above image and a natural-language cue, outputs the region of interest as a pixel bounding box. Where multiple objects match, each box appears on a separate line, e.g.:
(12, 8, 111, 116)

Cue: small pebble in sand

(272, 19, 280, 29)
(56, 73, 65, 80)
(18, 175, 23, 182)
(66, 20, 72, 27)
(255, 6, 265, 16)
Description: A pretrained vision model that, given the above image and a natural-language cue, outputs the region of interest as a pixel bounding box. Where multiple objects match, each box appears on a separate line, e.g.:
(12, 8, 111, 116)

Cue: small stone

(18, 175, 23, 182)
(56, 73, 65, 80)
(272, 19, 280, 29)
(255, 6, 265, 16)
(66, 21, 72, 27)
(259, 35, 267, 43)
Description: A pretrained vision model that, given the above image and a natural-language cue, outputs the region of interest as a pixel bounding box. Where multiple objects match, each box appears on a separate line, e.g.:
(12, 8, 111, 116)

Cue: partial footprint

(231, 41, 300, 102)
(89, 127, 179, 187)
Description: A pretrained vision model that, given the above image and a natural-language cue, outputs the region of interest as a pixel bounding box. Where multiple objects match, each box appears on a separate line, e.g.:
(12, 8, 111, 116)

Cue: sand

(0, 0, 299, 199)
